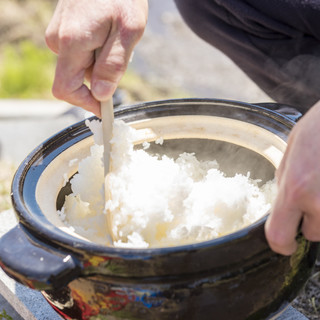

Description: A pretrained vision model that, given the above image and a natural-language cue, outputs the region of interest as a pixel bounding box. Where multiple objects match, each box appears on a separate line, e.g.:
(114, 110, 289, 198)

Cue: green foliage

(0, 309, 13, 320)
(0, 41, 56, 98)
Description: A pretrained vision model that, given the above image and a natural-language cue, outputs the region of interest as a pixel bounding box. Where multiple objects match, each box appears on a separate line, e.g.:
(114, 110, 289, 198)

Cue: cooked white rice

(57, 119, 276, 248)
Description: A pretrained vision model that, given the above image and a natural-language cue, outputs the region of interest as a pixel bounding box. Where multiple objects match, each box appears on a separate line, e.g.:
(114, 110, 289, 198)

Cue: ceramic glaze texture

(0, 99, 318, 320)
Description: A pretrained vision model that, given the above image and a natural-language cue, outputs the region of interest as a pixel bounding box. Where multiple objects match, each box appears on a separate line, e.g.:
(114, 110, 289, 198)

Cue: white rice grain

(58, 120, 276, 248)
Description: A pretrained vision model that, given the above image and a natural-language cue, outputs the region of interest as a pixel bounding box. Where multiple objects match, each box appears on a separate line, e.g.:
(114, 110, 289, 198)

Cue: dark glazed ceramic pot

(0, 99, 318, 320)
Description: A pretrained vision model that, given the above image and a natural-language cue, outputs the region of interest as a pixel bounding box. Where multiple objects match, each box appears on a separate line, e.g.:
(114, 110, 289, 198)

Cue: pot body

(42, 237, 316, 320)
(0, 98, 318, 320)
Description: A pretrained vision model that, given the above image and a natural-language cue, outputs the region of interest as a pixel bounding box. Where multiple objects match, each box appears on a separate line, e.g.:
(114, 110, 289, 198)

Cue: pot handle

(0, 225, 82, 290)
(254, 102, 303, 122)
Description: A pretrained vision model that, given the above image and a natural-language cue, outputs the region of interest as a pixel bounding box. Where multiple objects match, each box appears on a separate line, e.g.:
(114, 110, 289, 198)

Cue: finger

(91, 35, 127, 101)
(45, 1, 63, 54)
(52, 53, 101, 117)
(265, 187, 302, 255)
(91, 29, 139, 101)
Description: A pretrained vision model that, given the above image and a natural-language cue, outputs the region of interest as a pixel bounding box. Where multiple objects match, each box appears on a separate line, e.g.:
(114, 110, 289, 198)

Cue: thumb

(91, 32, 133, 102)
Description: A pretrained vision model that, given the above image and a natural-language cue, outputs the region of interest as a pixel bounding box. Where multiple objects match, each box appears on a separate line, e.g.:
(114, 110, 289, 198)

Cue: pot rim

(11, 98, 295, 256)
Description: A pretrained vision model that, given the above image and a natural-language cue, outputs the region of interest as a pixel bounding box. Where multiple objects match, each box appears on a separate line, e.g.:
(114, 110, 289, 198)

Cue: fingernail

(92, 80, 115, 101)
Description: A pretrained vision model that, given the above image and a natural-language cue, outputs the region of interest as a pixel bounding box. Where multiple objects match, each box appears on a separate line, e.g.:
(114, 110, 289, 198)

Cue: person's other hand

(46, 0, 148, 116)
(265, 100, 320, 255)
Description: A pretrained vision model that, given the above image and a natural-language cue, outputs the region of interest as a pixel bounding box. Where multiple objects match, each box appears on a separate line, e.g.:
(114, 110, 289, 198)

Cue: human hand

(265, 100, 320, 255)
(45, 0, 148, 116)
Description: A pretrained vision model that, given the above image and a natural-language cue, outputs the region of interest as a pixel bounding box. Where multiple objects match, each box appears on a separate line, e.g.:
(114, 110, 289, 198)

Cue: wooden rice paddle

(95, 49, 117, 244)
(100, 99, 116, 244)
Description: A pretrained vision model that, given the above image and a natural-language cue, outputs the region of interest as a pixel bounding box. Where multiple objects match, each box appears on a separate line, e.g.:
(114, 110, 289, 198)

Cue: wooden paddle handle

(95, 49, 116, 243)
(101, 99, 114, 177)
(94, 49, 114, 176)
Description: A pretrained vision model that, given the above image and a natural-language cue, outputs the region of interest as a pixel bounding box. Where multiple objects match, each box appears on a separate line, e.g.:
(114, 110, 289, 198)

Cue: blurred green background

(0, 0, 56, 99)
(0, 0, 57, 211)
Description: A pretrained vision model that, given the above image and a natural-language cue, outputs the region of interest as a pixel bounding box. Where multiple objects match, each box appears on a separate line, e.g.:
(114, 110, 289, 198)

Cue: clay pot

(0, 99, 317, 320)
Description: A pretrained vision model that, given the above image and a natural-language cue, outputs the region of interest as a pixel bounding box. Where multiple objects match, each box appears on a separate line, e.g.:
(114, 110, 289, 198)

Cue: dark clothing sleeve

(174, 0, 320, 113)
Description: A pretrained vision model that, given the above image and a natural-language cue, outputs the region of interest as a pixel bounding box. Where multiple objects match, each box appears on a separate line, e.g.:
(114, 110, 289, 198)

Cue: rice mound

(58, 119, 276, 248)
